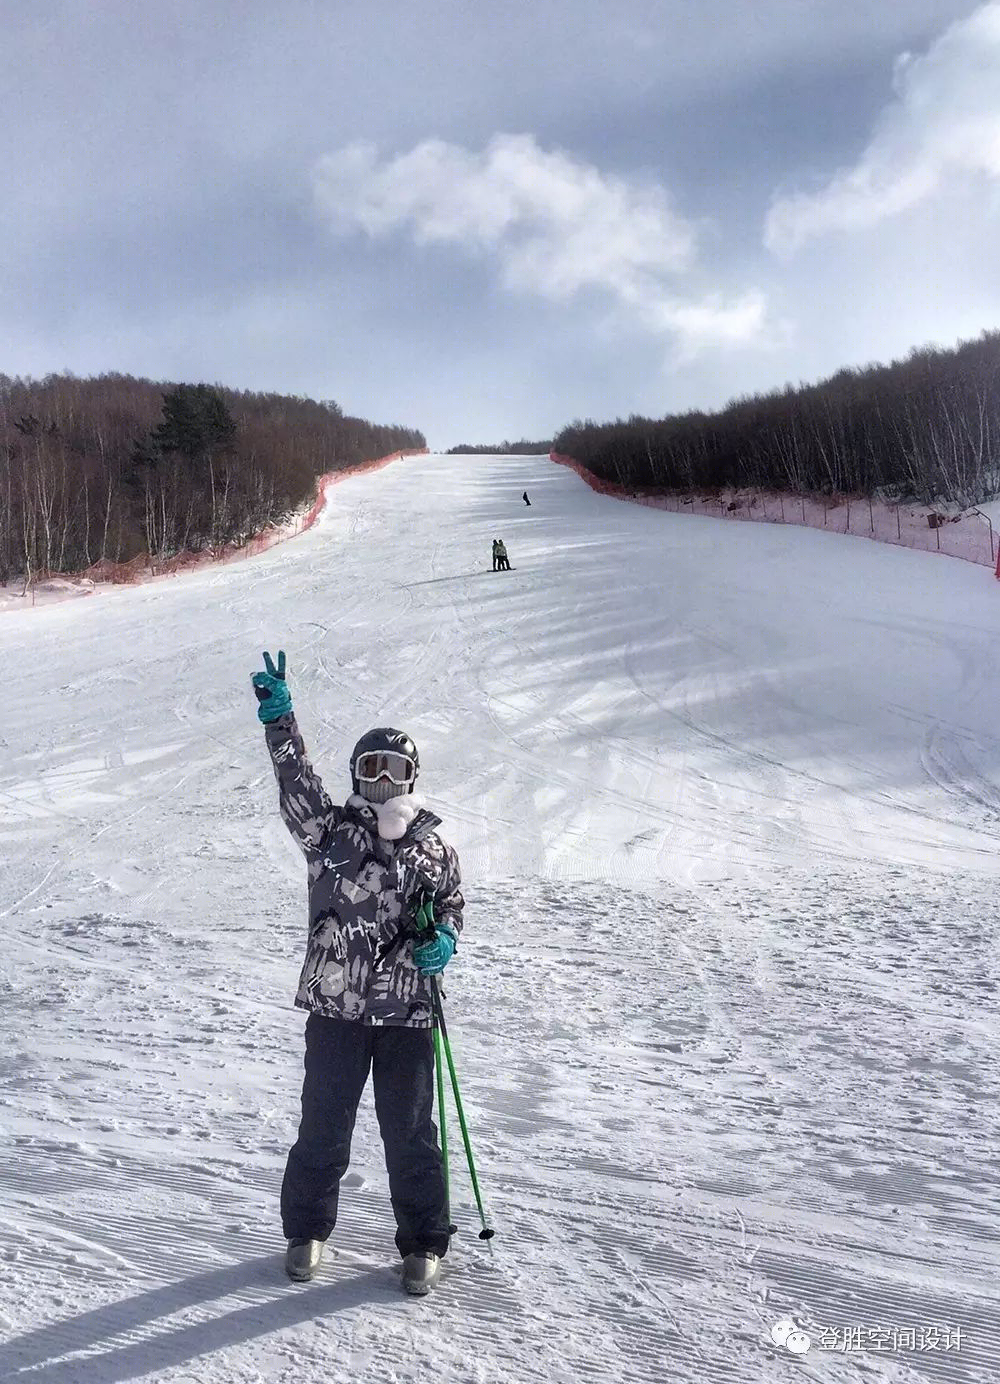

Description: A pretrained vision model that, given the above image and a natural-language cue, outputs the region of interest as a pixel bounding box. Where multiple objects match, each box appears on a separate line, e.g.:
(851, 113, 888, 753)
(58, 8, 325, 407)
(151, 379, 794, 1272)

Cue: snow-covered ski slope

(2, 452, 999, 1383)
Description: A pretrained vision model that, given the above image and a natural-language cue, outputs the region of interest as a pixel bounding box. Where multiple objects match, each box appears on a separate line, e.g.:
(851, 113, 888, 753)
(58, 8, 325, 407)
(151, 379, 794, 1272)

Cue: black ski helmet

(349, 726, 420, 794)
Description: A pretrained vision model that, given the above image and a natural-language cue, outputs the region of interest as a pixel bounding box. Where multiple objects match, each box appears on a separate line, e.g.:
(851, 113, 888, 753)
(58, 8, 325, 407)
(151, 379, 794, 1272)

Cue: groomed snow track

(1, 453, 999, 1382)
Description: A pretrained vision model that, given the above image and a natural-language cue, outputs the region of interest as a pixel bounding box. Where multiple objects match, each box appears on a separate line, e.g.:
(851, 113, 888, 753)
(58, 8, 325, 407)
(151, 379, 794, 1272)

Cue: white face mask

(349, 790, 423, 840)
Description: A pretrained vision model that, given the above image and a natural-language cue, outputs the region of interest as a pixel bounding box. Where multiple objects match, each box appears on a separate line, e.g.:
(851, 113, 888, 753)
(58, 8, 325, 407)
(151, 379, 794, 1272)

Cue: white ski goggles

(355, 751, 416, 785)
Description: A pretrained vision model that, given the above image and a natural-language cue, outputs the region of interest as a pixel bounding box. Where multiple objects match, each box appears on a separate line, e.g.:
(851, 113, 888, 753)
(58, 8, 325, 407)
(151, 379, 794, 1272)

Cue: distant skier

(491, 538, 500, 571)
(495, 538, 511, 571)
(522, 491, 531, 506)
(252, 650, 464, 1296)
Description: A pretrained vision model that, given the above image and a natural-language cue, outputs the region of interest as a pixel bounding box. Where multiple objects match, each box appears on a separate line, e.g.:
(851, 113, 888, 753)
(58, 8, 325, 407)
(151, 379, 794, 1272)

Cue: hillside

(0, 372, 425, 579)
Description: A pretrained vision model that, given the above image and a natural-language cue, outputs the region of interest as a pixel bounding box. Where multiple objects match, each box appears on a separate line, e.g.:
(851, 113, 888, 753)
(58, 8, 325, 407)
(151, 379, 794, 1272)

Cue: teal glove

(413, 923, 457, 976)
(252, 650, 292, 723)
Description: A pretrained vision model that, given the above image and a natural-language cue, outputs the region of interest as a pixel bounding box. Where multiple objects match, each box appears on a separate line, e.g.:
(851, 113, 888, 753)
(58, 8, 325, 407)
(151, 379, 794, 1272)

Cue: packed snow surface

(2, 454, 999, 1383)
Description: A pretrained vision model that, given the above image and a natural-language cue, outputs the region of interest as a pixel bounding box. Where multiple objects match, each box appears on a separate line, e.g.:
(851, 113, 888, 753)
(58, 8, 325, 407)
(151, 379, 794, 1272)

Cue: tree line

(553, 330, 1000, 506)
(0, 372, 425, 581)
(446, 439, 552, 454)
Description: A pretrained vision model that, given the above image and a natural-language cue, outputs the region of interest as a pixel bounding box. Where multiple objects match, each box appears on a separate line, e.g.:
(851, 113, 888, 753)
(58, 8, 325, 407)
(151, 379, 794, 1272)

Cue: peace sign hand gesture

(252, 649, 293, 723)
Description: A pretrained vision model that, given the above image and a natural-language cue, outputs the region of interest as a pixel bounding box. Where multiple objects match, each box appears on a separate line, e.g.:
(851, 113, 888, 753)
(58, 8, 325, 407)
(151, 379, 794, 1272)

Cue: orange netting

(550, 453, 998, 573)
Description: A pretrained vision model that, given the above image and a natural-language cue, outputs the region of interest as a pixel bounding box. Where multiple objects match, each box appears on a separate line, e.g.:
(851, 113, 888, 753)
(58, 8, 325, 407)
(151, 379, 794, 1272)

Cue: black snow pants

(280, 1013, 450, 1258)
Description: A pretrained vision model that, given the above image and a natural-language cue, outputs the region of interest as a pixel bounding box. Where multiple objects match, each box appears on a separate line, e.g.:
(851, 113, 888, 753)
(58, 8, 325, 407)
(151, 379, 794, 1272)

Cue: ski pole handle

(414, 897, 436, 936)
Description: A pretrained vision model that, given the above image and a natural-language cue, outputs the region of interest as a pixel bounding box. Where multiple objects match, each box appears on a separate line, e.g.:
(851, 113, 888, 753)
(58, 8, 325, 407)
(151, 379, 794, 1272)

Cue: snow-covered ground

(0, 575, 98, 613)
(1, 453, 998, 1383)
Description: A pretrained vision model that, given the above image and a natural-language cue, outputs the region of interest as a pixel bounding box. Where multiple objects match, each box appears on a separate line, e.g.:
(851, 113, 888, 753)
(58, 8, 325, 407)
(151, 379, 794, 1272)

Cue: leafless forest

(553, 331, 1000, 507)
(446, 440, 552, 454)
(0, 373, 425, 580)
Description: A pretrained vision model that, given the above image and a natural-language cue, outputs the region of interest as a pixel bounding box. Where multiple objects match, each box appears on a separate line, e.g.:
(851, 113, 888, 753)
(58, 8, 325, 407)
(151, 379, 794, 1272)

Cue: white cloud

(313, 134, 766, 353)
(766, 2, 1000, 254)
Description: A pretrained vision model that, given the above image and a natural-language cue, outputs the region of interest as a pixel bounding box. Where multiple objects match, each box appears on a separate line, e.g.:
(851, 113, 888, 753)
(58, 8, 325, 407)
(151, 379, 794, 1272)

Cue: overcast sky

(2, 1, 996, 447)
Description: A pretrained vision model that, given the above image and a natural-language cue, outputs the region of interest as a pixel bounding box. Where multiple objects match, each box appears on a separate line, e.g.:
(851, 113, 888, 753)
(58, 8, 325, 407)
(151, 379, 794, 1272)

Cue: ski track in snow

(1, 454, 999, 1382)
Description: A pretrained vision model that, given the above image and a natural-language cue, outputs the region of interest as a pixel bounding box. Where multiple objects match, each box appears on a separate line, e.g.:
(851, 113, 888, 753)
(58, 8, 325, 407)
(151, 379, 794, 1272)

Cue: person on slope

(495, 538, 511, 571)
(491, 538, 500, 571)
(522, 491, 531, 506)
(251, 650, 464, 1297)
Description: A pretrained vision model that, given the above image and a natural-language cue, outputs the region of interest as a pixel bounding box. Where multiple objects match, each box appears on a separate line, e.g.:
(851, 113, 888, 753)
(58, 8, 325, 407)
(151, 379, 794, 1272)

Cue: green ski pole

(415, 894, 457, 1234)
(431, 977, 495, 1243)
(433, 1018, 456, 1234)
(412, 890, 494, 1241)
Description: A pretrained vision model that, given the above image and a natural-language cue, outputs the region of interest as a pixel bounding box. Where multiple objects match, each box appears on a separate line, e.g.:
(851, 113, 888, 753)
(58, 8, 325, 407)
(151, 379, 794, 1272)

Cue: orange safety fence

(550, 452, 998, 574)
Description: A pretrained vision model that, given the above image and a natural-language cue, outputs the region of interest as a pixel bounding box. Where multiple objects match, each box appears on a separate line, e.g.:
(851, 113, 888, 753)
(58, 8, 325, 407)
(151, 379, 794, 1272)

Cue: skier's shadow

(402, 570, 497, 587)
(0, 1255, 391, 1383)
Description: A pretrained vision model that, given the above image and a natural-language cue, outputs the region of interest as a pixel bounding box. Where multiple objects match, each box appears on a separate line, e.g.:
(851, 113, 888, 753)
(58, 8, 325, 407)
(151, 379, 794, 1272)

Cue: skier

(495, 538, 510, 571)
(251, 650, 464, 1296)
(522, 491, 531, 506)
(491, 538, 500, 571)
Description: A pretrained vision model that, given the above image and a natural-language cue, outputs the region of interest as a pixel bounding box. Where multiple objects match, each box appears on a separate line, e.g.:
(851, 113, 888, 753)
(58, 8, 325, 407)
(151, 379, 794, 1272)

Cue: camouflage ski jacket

(264, 714, 464, 1028)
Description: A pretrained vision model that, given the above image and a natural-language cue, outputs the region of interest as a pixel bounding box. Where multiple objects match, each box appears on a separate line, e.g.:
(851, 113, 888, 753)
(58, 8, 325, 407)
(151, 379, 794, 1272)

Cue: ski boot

(401, 1250, 441, 1295)
(285, 1238, 324, 1281)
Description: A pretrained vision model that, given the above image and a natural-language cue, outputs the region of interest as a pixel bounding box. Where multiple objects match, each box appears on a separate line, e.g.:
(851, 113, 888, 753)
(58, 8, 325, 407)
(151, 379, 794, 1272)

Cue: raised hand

(252, 649, 293, 723)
